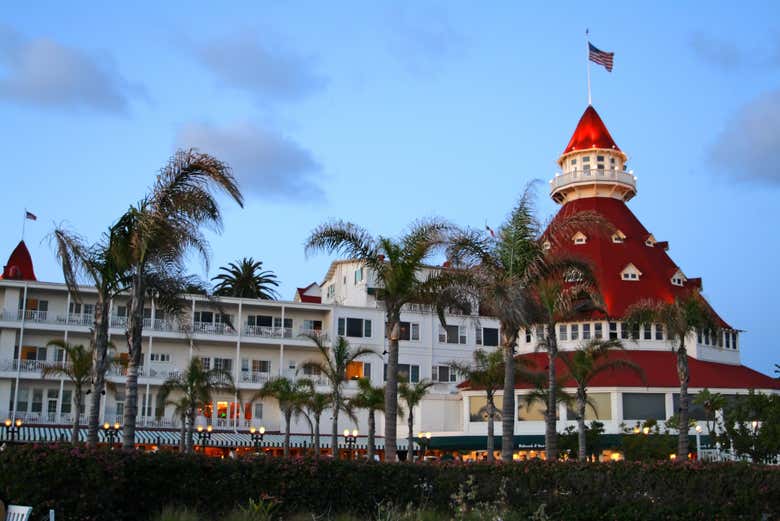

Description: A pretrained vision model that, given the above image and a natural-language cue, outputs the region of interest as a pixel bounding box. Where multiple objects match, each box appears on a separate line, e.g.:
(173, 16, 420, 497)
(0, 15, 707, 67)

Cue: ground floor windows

(476, 327, 499, 346)
(469, 395, 502, 421)
(433, 365, 457, 383)
(622, 393, 666, 420)
(384, 363, 419, 383)
(566, 392, 612, 420)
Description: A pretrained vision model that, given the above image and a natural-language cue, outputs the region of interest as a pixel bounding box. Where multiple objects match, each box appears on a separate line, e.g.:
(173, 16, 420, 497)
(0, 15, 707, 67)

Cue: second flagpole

(585, 29, 592, 105)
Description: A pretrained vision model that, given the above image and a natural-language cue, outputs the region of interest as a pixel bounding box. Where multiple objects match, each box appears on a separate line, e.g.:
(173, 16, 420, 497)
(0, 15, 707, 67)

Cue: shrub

(0, 445, 778, 521)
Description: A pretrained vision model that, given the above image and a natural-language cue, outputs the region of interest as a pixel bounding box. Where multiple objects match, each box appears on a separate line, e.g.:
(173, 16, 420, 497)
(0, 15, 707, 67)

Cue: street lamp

(3, 418, 23, 441)
(196, 424, 213, 449)
(249, 426, 266, 452)
(343, 429, 358, 459)
(642, 426, 650, 435)
(417, 432, 432, 461)
(695, 425, 702, 459)
(102, 422, 122, 447)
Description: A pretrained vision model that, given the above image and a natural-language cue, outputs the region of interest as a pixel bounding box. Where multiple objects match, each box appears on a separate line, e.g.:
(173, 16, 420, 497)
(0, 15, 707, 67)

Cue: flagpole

(585, 29, 592, 105)
(21, 208, 26, 242)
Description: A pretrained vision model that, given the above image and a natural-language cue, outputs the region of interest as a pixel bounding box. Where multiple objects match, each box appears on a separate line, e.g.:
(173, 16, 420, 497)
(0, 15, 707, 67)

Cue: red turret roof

(546, 197, 730, 327)
(1, 241, 37, 281)
(562, 105, 622, 156)
(461, 351, 780, 390)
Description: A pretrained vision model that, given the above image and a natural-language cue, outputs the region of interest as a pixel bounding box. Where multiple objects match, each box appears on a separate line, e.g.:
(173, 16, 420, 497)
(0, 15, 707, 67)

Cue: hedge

(1, 445, 778, 521)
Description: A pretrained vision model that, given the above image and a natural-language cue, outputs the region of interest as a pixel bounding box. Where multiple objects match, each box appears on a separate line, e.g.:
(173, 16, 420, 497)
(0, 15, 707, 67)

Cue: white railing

(244, 325, 293, 339)
(0, 309, 53, 323)
(0, 359, 70, 373)
(550, 169, 636, 191)
(148, 366, 183, 380)
(241, 371, 272, 384)
(193, 321, 236, 336)
(66, 313, 94, 326)
(110, 316, 128, 328)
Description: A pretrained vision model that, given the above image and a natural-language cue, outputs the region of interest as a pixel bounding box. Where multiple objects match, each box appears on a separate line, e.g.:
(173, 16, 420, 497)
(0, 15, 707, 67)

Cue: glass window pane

(567, 392, 611, 420)
(483, 327, 499, 346)
(622, 393, 666, 420)
(469, 395, 503, 422)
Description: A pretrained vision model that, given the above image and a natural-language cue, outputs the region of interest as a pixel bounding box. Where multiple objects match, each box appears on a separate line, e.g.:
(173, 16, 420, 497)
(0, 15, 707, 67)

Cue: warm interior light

(15, 419, 22, 428)
(642, 427, 650, 435)
(352, 429, 358, 437)
(259, 426, 265, 434)
(343, 429, 349, 437)
(426, 432, 432, 439)
(4, 419, 11, 427)
(695, 425, 702, 433)
(114, 423, 120, 430)
(250, 427, 256, 434)
(197, 425, 204, 433)
(103, 422, 110, 430)
(206, 425, 213, 433)
(669, 453, 677, 460)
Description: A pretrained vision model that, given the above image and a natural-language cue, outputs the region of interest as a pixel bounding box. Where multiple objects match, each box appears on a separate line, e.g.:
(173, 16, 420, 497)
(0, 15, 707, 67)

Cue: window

(612, 230, 626, 243)
(200, 357, 211, 370)
(594, 322, 603, 339)
(672, 394, 708, 421)
(536, 325, 544, 339)
(582, 323, 591, 340)
(253, 403, 263, 419)
(214, 358, 232, 372)
(518, 397, 558, 421)
(340, 317, 372, 338)
(654, 324, 663, 340)
(567, 392, 612, 420)
(703, 330, 710, 345)
(645, 235, 656, 247)
(525, 328, 532, 343)
(194, 310, 213, 323)
(622, 393, 666, 420)
(302, 319, 322, 332)
(476, 327, 499, 346)
(643, 324, 652, 340)
(621, 263, 642, 281)
(571, 158, 577, 165)
(572, 231, 587, 245)
(610, 157, 617, 170)
(558, 324, 568, 341)
(363, 363, 372, 379)
(16, 388, 29, 412)
(354, 268, 363, 284)
(273, 317, 292, 330)
(31, 389, 43, 413)
(384, 363, 420, 383)
(433, 365, 457, 383)
(326, 285, 335, 298)
(21, 346, 46, 361)
(470, 395, 503, 422)
(631, 324, 640, 340)
(398, 322, 420, 341)
(116, 305, 127, 317)
(596, 155, 605, 171)
(621, 323, 629, 340)
(439, 325, 466, 344)
(252, 360, 271, 373)
(732, 332, 738, 349)
(571, 324, 579, 341)
(150, 353, 170, 363)
(303, 365, 321, 376)
(61, 390, 72, 414)
(609, 322, 618, 340)
(725, 332, 731, 349)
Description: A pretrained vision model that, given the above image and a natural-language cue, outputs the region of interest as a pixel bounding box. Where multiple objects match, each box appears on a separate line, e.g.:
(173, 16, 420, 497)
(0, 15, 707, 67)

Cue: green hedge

(1, 445, 779, 521)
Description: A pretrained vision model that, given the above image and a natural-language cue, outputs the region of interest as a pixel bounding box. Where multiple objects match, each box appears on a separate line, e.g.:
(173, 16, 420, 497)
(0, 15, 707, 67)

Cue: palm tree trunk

(384, 313, 401, 462)
(331, 394, 339, 460)
(545, 323, 558, 461)
(676, 343, 690, 460)
(87, 295, 110, 447)
(367, 409, 375, 461)
(577, 389, 587, 462)
(284, 409, 292, 459)
(487, 397, 495, 463)
(179, 413, 186, 453)
(122, 269, 146, 451)
(314, 415, 321, 460)
(407, 407, 414, 463)
(501, 332, 516, 461)
(72, 391, 82, 444)
(186, 406, 195, 453)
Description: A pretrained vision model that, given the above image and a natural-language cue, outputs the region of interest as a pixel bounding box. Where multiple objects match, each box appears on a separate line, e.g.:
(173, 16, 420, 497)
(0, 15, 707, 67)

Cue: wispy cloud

(177, 122, 325, 202)
(193, 33, 327, 103)
(0, 25, 146, 113)
(689, 32, 780, 70)
(708, 89, 780, 184)
(386, 6, 467, 77)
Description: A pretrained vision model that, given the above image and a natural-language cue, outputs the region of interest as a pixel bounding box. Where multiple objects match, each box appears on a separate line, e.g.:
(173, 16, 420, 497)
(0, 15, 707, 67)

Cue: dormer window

(572, 232, 587, 245)
(570, 158, 577, 166)
(671, 269, 685, 287)
(621, 263, 642, 281)
(645, 234, 656, 247)
(542, 240, 551, 251)
(612, 230, 626, 244)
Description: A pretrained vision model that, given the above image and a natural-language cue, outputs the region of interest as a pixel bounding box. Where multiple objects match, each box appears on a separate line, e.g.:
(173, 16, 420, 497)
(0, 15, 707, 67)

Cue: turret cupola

(550, 105, 636, 204)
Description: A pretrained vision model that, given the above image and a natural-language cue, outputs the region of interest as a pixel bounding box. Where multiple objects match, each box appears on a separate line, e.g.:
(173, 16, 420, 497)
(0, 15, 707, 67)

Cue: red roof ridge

(1, 240, 36, 281)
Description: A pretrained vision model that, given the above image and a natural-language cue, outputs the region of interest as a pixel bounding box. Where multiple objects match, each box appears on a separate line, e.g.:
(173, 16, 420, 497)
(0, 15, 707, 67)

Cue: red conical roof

(562, 105, 621, 156)
(1, 241, 37, 281)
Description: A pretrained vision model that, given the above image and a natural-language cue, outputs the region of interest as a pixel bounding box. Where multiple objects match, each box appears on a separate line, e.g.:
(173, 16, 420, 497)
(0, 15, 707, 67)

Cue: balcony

(0, 309, 54, 323)
(550, 169, 637, 202)
(240, 371, 272, 384)
(244, 325, 293, 339)
(192, 321, 237, 336)
(0, 359, 68, 373)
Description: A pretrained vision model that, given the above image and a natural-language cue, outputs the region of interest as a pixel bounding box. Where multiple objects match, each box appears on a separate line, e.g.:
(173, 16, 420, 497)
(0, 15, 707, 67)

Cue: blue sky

(2, 1, 779, 374)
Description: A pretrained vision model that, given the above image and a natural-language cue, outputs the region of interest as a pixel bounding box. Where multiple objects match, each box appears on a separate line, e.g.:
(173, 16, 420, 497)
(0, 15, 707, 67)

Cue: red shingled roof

(562, 105, 622, 156)
(546, 197, 730, 327)
(1, 241, 36, 281)
(296, 284, 321, 304)
(460, 351, 780, 390)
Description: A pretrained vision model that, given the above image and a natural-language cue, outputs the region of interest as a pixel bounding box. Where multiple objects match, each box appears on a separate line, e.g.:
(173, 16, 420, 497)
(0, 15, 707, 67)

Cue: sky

(1, 1, 779, 375)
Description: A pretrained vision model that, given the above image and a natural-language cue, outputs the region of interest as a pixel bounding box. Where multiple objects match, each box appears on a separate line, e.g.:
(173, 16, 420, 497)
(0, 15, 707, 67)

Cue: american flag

(588, 42, 614, 72)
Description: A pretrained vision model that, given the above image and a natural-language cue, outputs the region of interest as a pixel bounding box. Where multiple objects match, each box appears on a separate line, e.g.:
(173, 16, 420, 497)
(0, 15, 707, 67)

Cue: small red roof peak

(561, 105, 621, 157)
(1, 241, 37, 281)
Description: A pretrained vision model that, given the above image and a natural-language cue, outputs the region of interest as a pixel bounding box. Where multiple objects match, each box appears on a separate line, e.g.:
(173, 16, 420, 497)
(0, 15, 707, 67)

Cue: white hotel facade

(1, 104, 778, 456)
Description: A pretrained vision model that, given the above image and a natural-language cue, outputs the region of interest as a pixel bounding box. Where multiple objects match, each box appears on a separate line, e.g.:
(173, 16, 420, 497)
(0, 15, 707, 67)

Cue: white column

(234, 300, 242, 431)
(11, 283, 29, 422)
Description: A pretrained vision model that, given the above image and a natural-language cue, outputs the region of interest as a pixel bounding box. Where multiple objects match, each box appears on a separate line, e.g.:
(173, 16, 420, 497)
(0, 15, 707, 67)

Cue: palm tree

(449, 189, 606, 461)
(301, 334, 374, 460)
(398, 379, 434, 462)
(298, 379, 331, 459)
(212, 257, 280, 299)
(50, 226, 128, 447)
(349, 377, 384, 461)
(693, 388, 726, 438)
(558, 339, 644, 461)
(155, 357, 234, 453)
(254, 377, 309, 459)
(625, 293, 720, 459)
(41, 341, 94, 444)
(116, 149, 243, 450)
(305, 219, 471, 461)
(523, 377, 575, 460)
(163, 395, 192, 453)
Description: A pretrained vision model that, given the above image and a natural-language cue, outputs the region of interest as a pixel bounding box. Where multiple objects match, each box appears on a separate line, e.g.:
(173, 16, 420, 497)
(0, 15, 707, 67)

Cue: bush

(1, 445, 778, 521)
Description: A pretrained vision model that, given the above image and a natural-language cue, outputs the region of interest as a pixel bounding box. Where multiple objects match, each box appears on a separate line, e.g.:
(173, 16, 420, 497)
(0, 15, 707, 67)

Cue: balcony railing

(240, 371, 272, 384)
(1, 309, 53, 323)
(550, 168, 636, 191)
(193, 321, 236, 336)
(0, 359, 68, 373)
(244, 325, 293, 339)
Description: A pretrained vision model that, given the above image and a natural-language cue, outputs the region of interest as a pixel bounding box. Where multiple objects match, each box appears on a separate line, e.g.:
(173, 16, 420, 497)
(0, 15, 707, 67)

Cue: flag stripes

(588, 42, 614, 72)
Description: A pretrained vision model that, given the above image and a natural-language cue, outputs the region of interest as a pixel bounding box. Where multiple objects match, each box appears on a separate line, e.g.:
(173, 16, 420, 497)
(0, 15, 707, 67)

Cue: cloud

(194, 33, 327, 103)
(177, 122, 325, 202)
(689, 32, 780, 70)
(386, 6, 467, 77)
(708, 89, 780, 184)
(0, 25, 145, 113)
